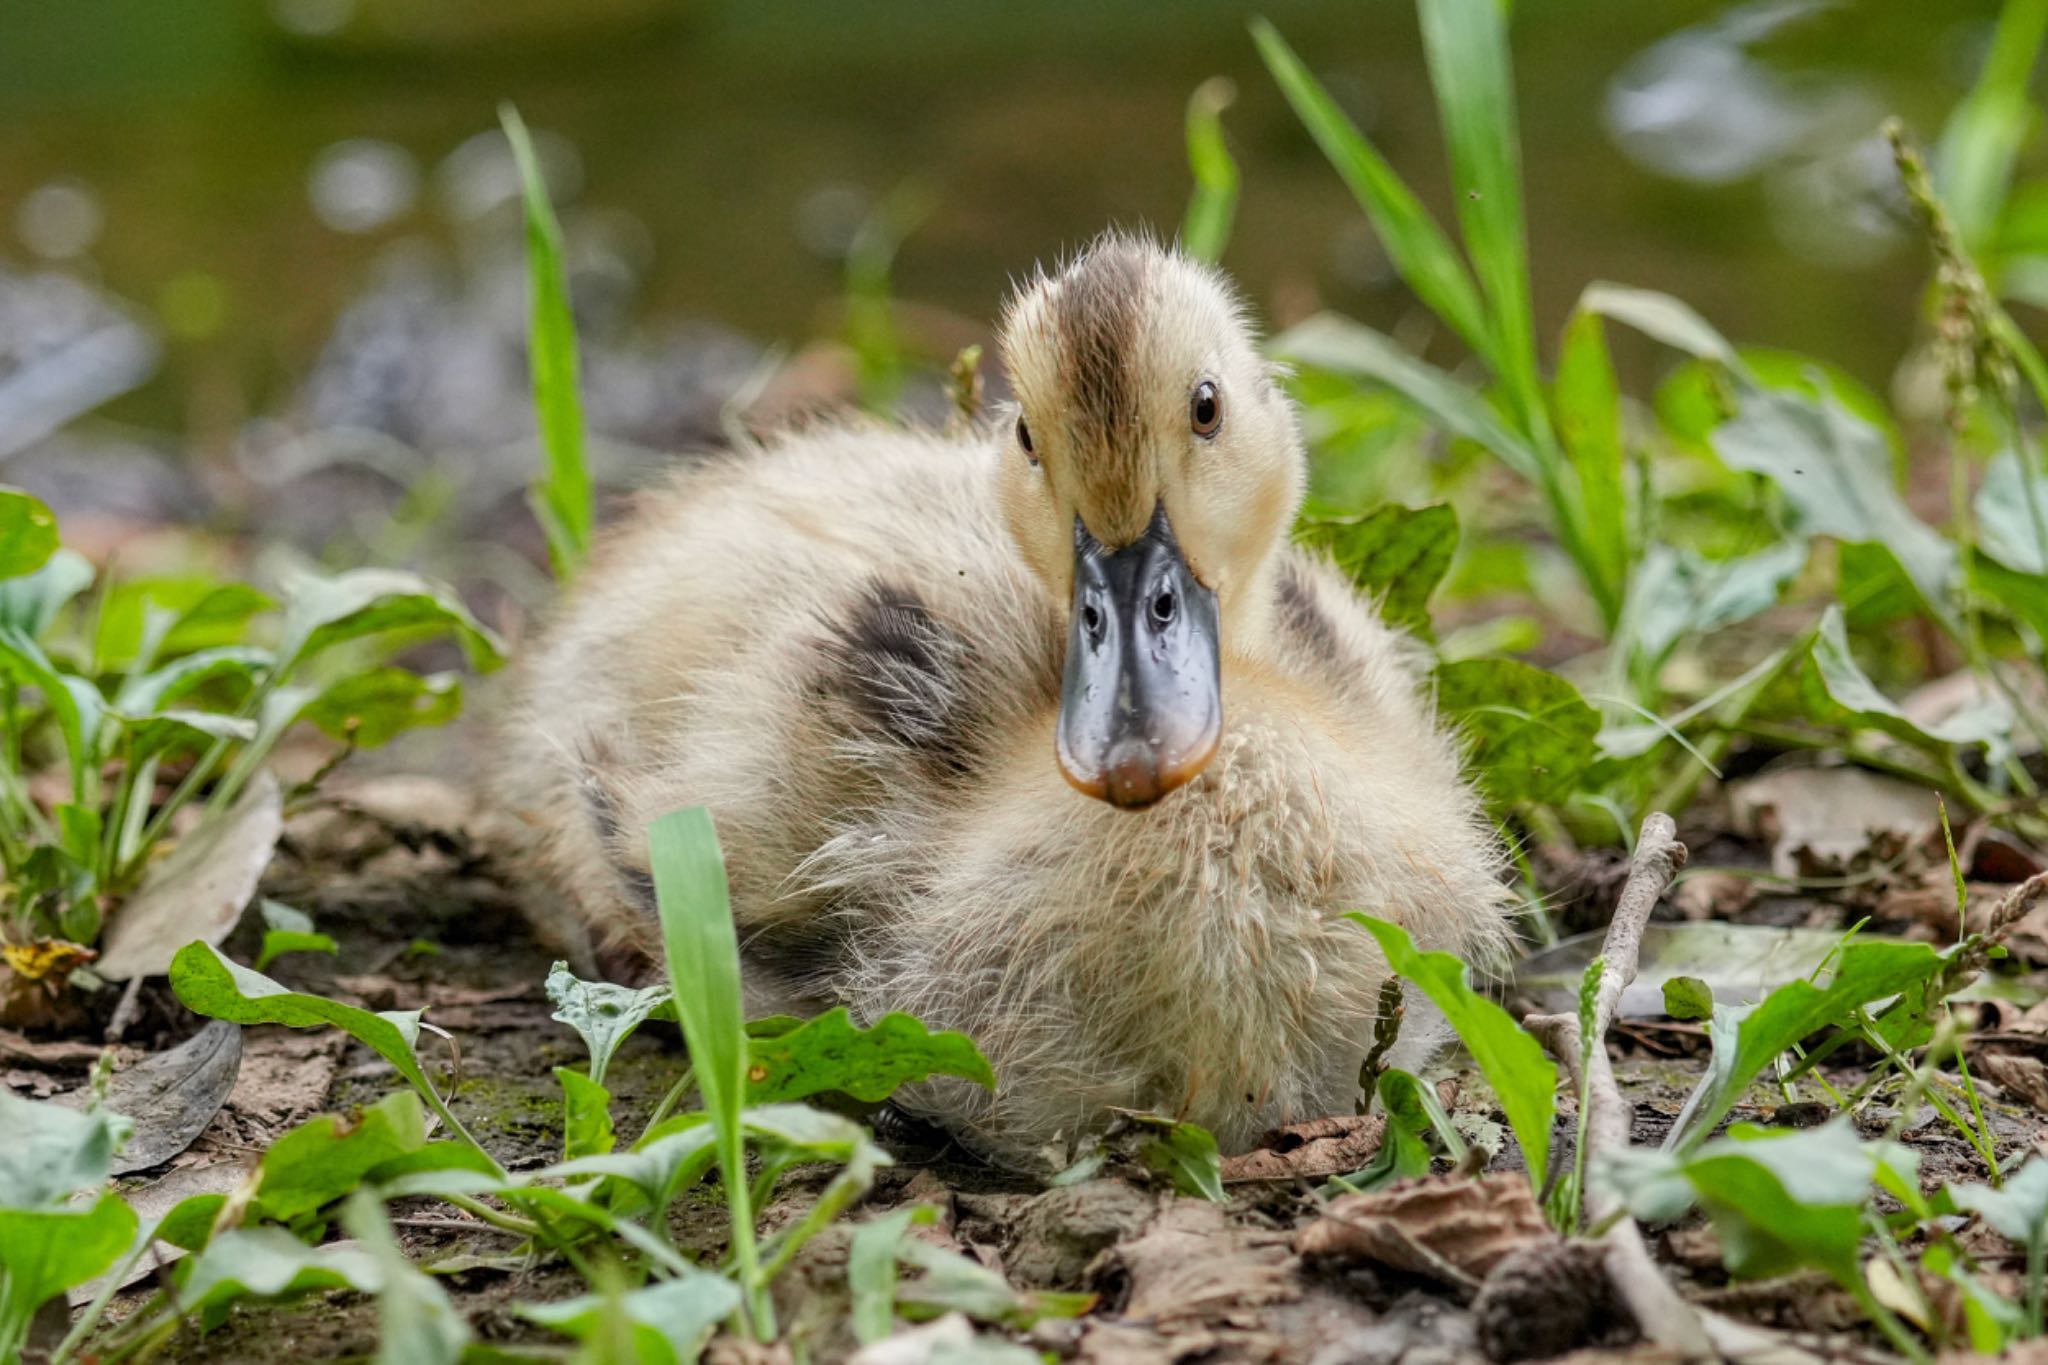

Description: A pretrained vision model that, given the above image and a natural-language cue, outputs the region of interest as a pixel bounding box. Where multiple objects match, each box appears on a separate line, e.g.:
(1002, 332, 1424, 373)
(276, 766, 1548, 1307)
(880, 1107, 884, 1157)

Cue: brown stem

(1527, 812, 1711, 1358)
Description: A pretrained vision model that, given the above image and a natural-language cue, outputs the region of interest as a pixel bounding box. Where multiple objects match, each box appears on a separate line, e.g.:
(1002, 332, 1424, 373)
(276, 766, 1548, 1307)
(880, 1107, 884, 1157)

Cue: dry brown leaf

(97, 771, 283, 981)
(1220, 1114, 1385, 1183)
(1976, 1050, 2048, 1112)
(54, 1019, 242, 1173)
(1296, 1174, 1549, 1292)
(1112, 1198, 1296, 1326)
(1727, 767, 1937, 880)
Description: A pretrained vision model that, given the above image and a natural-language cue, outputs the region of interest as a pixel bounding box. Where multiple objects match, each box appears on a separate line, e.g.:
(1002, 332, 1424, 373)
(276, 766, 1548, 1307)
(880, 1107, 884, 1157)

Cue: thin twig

(1527, 812, 1712, 1359)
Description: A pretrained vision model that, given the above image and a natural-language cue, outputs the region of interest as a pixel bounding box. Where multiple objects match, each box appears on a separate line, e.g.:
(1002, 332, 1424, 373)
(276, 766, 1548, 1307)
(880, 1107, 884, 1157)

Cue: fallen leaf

(1112, 1199, 1296, 1325)
(96, 772, 283, 981)
(1220, 1114, 1386, 1183)
(0, 1029, 127, 1068)
(55, 1020, 242, 1172)
(1728, 766, 1937, 880)
(1975, 1050, 2048, 1112)
(1296, 1174, 1548, 1292)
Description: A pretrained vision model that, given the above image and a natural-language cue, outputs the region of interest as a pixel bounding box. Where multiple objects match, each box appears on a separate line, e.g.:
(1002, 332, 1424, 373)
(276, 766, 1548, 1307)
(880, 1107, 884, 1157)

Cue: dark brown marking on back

(819, 581, 975, 779)
(1276, 562, 1344, 669)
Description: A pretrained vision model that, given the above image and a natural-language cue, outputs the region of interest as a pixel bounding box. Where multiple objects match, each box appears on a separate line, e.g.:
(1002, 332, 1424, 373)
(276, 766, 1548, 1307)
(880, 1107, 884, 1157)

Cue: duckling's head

(997, 232, 1304, 810)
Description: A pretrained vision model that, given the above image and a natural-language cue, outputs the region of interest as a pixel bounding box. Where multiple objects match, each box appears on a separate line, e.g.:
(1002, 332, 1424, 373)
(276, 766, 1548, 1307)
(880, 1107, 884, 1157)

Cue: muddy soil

(14, 771, 2043, 1365)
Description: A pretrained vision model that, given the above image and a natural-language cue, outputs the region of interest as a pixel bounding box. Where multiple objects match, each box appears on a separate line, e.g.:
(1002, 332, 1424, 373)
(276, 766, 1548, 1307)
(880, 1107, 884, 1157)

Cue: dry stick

(1526, 812, 1713, 1360)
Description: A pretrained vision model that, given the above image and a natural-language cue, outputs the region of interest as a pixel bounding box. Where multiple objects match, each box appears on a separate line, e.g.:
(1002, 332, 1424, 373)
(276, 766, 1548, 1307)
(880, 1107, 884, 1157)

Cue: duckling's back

(501, 422, 1060, 1002)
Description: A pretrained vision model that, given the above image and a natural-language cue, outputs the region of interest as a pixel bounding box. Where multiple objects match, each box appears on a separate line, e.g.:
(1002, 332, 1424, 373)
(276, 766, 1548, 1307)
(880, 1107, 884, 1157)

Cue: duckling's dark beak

(1057, 505, 1222, 809)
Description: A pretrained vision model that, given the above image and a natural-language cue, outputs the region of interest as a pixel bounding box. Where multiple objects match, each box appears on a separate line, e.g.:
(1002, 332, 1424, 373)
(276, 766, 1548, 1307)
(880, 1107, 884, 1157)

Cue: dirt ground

(10, 761, 2045, 1365)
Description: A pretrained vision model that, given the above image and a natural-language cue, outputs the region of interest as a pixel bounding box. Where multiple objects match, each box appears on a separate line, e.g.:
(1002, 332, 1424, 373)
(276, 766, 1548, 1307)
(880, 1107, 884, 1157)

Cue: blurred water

(0, 0, 2013, 459)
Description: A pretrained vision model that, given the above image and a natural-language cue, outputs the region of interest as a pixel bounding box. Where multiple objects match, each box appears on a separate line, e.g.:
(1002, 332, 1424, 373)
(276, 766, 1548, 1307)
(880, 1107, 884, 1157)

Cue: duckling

(502, 232, 1512, 1168)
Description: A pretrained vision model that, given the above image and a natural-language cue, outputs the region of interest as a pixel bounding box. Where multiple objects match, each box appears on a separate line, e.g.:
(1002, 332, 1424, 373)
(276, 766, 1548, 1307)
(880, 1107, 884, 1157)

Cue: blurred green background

(0, 0, 2009, 455)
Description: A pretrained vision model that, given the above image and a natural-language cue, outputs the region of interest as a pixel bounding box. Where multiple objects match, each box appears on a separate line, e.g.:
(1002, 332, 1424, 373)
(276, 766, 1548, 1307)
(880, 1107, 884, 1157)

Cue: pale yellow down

(500, 234, 1512, 1168)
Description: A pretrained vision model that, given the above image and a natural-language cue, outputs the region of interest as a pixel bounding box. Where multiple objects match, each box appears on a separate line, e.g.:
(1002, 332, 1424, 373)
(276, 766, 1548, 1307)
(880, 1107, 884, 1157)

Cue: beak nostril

(1150, 589, 1177, 627)
(1081, 603, 1104, 640)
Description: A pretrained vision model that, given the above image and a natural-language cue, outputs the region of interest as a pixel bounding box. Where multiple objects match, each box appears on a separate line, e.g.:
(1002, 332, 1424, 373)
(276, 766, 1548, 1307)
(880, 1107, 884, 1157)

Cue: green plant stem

(1725, 721, 1998, 809)
(1951, 1041, 2002, 1185)
(638, 1065, 697, 1143)
(438, 1193, 540, 1238)
(48, 1227, 157, 1365)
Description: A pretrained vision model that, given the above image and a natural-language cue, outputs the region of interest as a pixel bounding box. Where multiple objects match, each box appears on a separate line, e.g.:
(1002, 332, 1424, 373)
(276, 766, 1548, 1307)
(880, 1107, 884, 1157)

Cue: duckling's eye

(1016, 415, 1037, 465)
(1190, 380, 1222, 438)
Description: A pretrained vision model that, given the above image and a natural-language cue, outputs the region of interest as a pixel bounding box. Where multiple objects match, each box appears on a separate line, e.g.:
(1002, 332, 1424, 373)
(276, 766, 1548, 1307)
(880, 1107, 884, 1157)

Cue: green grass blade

(500, 104, 593, 581)
(1251, 18, 1498, 369)
(1417, 0, 1545, 446)
(1275, 314, 1540, 480)
(647, 806, 774, 1340)
(1936, 0, 2048, 251)
(1553, 307, 1629, 613)
(1181, 77, 1239, 263)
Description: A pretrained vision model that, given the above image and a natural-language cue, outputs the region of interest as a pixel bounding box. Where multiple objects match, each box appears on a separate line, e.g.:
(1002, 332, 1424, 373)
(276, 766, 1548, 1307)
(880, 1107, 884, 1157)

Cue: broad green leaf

(95, 579, 273, 670)
(123, 708, 259, 761)
(1276, 315, 1541, 481)
(0, 547, 92, 638)
(175, 1227, 384, 1318)
(1350, 915, 1556, 1185)
(1554, 309, 1628, 609)
(503, 104, 594, 580)
(1682, 1121, 1918, 1286)
(1952, 1158, 2048, 1251)
(0, 487, 58, 578)
(302, 667, 462, 749)
(1803, 605, 2012, 758)
(114, 645, 271, 716)
(556, 1067, 616, 1161)
(1669, 938, 1949, 1149)
(1418, 0, 1541, 436)
(1181, 77, 1238, 264)
(1578, 282, 1741, 368)
(647, 805, 765, 1330)
(745, 1007, 995, 1105)
(1379, 1067, 1465, 1163)
(1713, 388, 1958, 625)
(544, 961, 675, 1088)
(1126, 1114, 1225, 1203)
(254, 1091, 427, 1224)
(1976, 447, 2048, 576)
(168, 940, 496, 1171)
(1295, 502, 1456, 635)
(275, 567, 505, 675)
(1621, 541, 1807, 670)
(0, 623, 107, 788)
(0, 1089, 132, 1208)
(342, 1190, 471, 1365)
(1252, 19, 1497, 367)
(255, 899, 337, 972)
(1663, 976, 1714, 1022)
(518, 1273, 741, 1365)
(0, 1195, 137, 1338)
(849, 1206, 927, 1345)
(896, 1236, 1094, 1329)
(742, 1102, 889, 1164)
(548, 1117, 716, 1212)
(1976, 550, 2048, 642)
(1340, 1067, 1433, 1191)
(1434, 657, 1601, 805)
